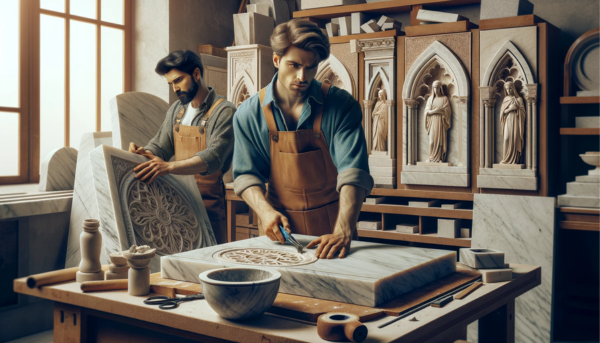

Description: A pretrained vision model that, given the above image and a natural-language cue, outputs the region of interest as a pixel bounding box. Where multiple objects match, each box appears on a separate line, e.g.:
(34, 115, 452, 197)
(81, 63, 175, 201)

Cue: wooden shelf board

(559, 221, 600, 232)
(293, 0, 480, 19)
(361, 203, 473, 219)
(358, 229, 471, 247)
(559, 207, 600, 215)
(560, 96, 600, 104)
(479, 15, 542, 31)
(560, 128, 600, 135)
(405, 20, 476, 37)
(329, 29, 398, 44)
(370, 188, 474, 201)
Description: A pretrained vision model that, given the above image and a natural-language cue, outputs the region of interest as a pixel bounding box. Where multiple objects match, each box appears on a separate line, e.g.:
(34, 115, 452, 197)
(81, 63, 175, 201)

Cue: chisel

(279, 225, 305, 253)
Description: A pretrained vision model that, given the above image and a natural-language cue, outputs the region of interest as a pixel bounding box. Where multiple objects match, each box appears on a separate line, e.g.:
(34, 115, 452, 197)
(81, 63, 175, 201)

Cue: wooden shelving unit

(361, 204, 472, 220)
(558, 207, 600, 232)
(560, 128, 600, 135)
(329, 29, 398, 44)
(560, 96, 600, 104)
(293, 0, 480, 19)
(370, 188, 474, 201)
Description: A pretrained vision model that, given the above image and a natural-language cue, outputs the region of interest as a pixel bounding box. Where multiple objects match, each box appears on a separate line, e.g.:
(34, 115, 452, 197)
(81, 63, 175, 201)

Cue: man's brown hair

(270, 19, 330, 62)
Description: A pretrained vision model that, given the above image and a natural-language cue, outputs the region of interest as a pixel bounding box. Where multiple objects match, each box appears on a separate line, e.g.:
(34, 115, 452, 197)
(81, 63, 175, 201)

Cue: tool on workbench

(431, 295, 454, 308)
(81, 279, 128, 292)
(144, 293, 205, 310)
(317, 312, 368, 343)
(378, 276, 482, 329)
(279, 225, 304, 253)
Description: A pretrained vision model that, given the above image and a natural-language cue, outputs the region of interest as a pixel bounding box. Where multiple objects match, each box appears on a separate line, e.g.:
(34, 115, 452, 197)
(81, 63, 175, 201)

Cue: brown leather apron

(259, 83, 339, 236)
(173, 99, 228, 244)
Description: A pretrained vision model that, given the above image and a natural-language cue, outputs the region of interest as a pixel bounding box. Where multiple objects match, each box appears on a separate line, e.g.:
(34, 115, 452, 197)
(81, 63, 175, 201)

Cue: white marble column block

(480, 268, 513, 283)
(326, 22, 339, 37)
(416, 9, 465, 23)
(39, 147, 78, 192)
(110, 92, 169, 151)
(227, 44, 275, 108)
(249, 0, 290, 25)
(337, 16, 352, 36)
(65, 132, 113, 268)
(396, 224, 419, 234)
(438, 219, 460, 238)
(351, 12, 365, 35)
(361, 19, 380, 33)
(357, 221, 381, 230)
(233, 12, 275, 46)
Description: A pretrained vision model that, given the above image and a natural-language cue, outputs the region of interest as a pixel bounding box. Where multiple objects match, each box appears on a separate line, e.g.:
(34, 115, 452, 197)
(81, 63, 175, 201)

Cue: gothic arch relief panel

(232, 71, 255, 108)
(478, 40, 539, 191)
(358, 37, 396, 188)
(226, 45, 275, 108)
(316, 54, 356, 97)
(400, 40, 470, 188)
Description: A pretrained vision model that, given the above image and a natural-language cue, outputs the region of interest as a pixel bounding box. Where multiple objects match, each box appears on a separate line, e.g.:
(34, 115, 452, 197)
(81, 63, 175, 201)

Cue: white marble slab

(39, 147, 78, 191)
(110, 91, 170, 151)
(479, 167, 535, 177)
(161, 235, 456, 306)
(416, 9, 465, 23)
(337, 16, 352, 36)
(233, 12, 274, 46)
(476, 175, 537, 190)
(300, 0, 364, 10)
(249, 0, 290, 25)
(358, 220, 381, 230)
(567, 181, 600, 197)
(89, 145, 216, 272)
(0, 195, 72, 220)
(65, 132, 113, 268)
(575, 116, 600, 128)
(557, 194, 599, 208)
(473, 194, 554, 343)
(401, 172, 469, 187)
(480, 0, 534, 20)
(351, 12, 365, 34)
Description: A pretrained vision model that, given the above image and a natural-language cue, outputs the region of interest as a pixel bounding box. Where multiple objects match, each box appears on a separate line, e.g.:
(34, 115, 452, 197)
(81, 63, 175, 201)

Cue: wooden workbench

(14, 264, 540, 343)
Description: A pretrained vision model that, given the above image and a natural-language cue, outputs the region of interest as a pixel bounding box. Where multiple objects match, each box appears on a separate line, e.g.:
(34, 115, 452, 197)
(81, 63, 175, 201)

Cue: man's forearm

(334, 185, 366, 237)
(169, 156, 208, 175)
(240, 185, 273, 214)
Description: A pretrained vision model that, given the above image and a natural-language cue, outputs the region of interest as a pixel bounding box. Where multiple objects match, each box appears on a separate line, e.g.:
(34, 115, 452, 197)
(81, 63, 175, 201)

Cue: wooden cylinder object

(317, 312, 368, 343)
(81, 279, 128, 292)
(26, 267, 79, 288)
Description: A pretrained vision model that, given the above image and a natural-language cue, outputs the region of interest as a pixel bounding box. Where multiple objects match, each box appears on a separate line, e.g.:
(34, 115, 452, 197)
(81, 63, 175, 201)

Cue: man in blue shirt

(233, 19, 373, 259)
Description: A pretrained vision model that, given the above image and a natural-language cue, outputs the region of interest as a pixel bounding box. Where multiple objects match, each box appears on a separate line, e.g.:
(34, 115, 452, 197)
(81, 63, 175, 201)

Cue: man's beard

(176, 77, 199, 105)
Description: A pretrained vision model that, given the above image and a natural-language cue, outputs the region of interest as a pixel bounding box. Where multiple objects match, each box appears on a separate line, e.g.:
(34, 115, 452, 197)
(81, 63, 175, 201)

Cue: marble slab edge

(401, 171, 470, 187)
(477, 175, 538, 190)
(0, 196, 73, 219)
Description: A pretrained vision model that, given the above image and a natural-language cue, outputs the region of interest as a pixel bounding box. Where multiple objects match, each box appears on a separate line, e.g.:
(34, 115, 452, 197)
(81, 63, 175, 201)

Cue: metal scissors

(144, 293, 205, 310)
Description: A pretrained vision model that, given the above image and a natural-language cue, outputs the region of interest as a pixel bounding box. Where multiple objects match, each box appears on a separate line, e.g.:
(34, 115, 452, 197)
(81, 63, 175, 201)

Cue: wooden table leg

(227, 199, 236, 243)
(54, 302, 85, 343)
(478, 298, 515, 343)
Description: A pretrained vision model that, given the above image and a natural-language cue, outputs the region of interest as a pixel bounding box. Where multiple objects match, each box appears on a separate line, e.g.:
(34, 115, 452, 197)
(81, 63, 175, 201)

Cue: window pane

(101, 0, 123, 25)
(41, 0, 65, 12)
(40, 15, 65, 170)
(71, 0, 96, 19)
(0, 112, 19, 176)
(70, 20, 97, 147)
(0, 0, 19, 108)
(101, 27, 123, 131)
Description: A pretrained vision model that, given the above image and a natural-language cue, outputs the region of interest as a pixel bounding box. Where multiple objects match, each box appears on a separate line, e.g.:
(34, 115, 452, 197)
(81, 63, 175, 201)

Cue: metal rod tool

(279, 225, 305, 253)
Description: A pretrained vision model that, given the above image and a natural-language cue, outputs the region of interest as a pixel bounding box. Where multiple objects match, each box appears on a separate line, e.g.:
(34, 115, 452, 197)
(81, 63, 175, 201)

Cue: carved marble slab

(472, 194, 554, 343)
(39, 147, 78, 191)
(161, 235, 456, 306)
(89, 145, 216, 272)
(226, 45, 275, 108)
(65, 132, 113, 268)
(110, 91, 170, 151)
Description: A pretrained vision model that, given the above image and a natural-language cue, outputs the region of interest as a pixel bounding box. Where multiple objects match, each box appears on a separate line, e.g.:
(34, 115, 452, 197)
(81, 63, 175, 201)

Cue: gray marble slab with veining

(161, 235, 456, 306)
(473, 194, 554, 343)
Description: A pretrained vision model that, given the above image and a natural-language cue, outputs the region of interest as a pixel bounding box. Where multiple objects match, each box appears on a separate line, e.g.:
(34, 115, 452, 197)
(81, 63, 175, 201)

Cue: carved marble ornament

(214, 248, 318, 266)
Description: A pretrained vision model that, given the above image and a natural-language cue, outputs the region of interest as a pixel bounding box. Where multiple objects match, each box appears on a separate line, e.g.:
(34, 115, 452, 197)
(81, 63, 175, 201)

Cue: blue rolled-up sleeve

(327, 95, 374, 195)
(232, 97, 271, 196)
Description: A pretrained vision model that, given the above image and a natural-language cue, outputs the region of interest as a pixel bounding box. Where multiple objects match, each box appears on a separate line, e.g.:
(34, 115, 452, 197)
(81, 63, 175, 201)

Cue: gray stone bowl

(199, 268, 281, 320)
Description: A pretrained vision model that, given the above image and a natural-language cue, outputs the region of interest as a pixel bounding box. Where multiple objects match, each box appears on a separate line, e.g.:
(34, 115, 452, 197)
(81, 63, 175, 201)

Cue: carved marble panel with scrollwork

(90, 145, 216, 272)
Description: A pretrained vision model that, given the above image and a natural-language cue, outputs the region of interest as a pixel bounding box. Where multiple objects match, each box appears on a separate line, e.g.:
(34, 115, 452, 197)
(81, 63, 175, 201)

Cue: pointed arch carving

(231, 70, 255, 108)
(315, 54, 356, 96)
(366, 67, 391, 101)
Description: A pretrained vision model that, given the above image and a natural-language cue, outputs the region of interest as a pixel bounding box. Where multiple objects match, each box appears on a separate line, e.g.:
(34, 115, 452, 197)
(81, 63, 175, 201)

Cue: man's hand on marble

(128, 142, 155, 159)
(261, 209, 290, 245)
(133, 156, 172, 184)
(306, 231, 352, 259)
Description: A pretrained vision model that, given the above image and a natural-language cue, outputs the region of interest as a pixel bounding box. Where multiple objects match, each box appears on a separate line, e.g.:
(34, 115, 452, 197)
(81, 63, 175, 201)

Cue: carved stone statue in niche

(424, 81, 452, 163)
(499, 81, 526, 165)
(372, 88, 388, 151)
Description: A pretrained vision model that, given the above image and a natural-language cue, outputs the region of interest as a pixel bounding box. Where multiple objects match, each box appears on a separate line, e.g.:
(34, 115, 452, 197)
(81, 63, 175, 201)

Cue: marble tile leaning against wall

(468, 194, 555, 343)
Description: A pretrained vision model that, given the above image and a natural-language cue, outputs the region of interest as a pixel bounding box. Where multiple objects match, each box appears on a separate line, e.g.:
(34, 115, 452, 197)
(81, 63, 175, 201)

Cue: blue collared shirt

(232, 73, 374, 196)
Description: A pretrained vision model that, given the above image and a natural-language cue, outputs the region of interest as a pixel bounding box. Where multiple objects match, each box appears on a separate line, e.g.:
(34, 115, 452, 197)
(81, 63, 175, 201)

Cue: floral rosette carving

(215, 248, 317, 266)
(128, 180, 199, 255)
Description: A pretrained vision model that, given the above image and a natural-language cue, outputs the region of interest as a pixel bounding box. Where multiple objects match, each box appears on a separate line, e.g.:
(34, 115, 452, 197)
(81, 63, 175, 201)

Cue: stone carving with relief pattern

(112, 156, 201, 256)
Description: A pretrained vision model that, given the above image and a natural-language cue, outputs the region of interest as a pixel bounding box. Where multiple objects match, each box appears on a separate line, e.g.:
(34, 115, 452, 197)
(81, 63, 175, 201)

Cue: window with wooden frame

(0, 0, 132, 185)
